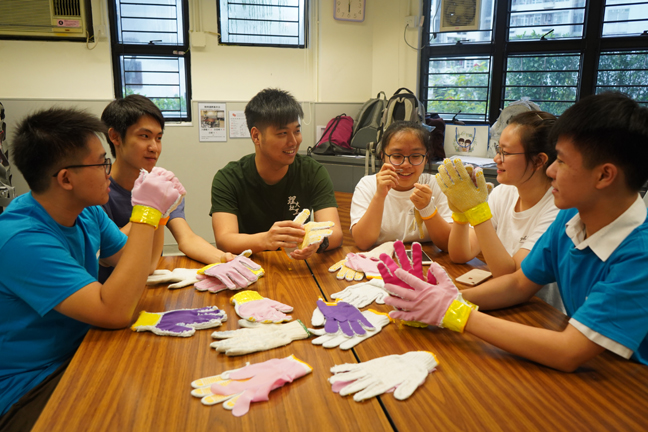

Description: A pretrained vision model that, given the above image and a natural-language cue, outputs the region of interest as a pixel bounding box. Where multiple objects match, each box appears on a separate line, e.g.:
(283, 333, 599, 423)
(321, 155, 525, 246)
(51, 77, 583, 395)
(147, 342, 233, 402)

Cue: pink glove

(191, 355, 313, 417)
(131, 167, 186, 216)
(231, 290, 293, 323)
(204, 255, 262, 289)
(194, 274, 228, 293)
(382, 263, 473, 332)
(378, 241, 436, 289)
(345, 253, 382, 279)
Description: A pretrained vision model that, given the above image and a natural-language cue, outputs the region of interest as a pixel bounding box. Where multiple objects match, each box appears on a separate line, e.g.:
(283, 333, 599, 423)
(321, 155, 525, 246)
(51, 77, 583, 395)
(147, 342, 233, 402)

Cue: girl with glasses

(446, 111, 564, 311)
(350, 121, 453, 250)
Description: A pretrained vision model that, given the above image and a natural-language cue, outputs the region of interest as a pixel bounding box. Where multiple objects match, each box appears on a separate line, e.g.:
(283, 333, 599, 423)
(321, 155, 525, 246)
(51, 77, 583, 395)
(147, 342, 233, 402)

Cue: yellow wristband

(463, 202, 492, 226)
(230, 290, 264, 305)
(130, 205, 162, 228)
(452, 212, 469, 224)
(440, 299, 473, 333)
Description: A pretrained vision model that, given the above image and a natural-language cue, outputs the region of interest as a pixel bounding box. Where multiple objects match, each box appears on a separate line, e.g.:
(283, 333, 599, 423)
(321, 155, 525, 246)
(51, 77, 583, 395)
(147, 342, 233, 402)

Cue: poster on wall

(443, 125, 490, 158)
(199, 103, 226, 142)
(229, 111, 250, 139)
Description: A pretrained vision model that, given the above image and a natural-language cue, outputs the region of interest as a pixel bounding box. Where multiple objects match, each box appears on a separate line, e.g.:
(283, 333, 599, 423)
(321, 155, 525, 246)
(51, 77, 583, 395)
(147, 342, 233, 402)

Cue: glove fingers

(393, 241, 412, 272)
(435, 170, 450, 192)
(409, 242, 424, 280)
(443, 158, 460, 183)
(200, 391, 241, 406)
(429, 262, 453, 287)
(393, 378, 423, 401)
(354, 381, 390, 402)
(339, 320, 356, 337)
(324, 318, 341, 335)
(236, 255, 261, 271)
(328, 260, 344, 272)
(453, 159, 471, 183)
(337, 375, 374, 397)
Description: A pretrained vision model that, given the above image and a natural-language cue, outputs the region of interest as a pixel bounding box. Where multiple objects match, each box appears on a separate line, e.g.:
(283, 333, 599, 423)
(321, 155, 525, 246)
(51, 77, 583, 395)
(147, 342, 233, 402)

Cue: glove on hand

(131, 167, 186, 221)
(330, 279, 388, 309)
(131, 306, 226, 337)
(210, 319, 310, 356)
(383, 262, 476, 332)
(311, 299, 374, 336)
(231, 290, 293, 323)
(378, 241, 433, 289)
(436, 158, 493, 226)
(190, 355, 313, 417)
(283, 209, 334, 257)
(201, 251, 264, 290)
(309, 310, 391, 350)
(330, 351, 438, 401)
(328, 242, 395, 281)
(146, 268, 199, 289)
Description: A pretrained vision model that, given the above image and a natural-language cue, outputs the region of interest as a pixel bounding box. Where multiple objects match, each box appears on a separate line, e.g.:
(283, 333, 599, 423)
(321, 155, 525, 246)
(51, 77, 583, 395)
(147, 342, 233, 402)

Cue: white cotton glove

(309, 310, 391, 350)
(210, 319, 310, 356)
(330, 279, 388, 309)
(283, 209, 334, 257)
(329, 351, 438, 401)
(146, 268, 200, 289)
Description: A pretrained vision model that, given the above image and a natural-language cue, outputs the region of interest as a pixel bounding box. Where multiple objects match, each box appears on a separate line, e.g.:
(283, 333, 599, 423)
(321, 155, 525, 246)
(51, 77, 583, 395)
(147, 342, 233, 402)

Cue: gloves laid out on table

(210, 320, 310, 356)
(131, 306, 226, 337)
(231, 290, 293, 324)
(329, 351, 438, 401)
(329, 279, 388, 309)
(130, 167, 186, 229)
(435, 158, 494, 226)
(283, 209, 334, 257)
(146, 268, 199, 289)
(379, 256, 478, 332)
(310, 309, 391, 350)
(311, 299, 374, 336)
(328, 241, 395, 281)
(197, 250, 265, 291)
(190, 355, 313, 417)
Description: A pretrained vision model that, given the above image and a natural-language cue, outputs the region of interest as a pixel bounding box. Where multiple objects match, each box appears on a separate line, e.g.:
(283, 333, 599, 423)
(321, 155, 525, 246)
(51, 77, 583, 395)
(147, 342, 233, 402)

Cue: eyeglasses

(493, 144, 531, 162)
(52, 157, 112, 177)
(383, 153, 426, 166)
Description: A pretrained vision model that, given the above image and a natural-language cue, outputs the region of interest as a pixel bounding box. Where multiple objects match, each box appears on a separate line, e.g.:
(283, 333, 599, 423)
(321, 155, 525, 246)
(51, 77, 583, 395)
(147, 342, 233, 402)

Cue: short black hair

(508, 111, 557, 174)
(101, 95, 165, 157)
(550, 92, 648, 192)
(13, 107, 107, 193)
(379, 121, 432, 158)
(244, 88, 303, 133)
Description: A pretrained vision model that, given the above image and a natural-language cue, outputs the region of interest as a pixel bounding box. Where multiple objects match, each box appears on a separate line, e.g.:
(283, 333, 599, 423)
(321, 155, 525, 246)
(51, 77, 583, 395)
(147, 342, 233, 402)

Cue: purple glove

(315, 300, 374, 337)
(131, 167, 186, 217)
(344, 253, 382, 279)
(131, 306, 227, 337)
(204, 255, 263, 289)
(191, 355, 313, 417)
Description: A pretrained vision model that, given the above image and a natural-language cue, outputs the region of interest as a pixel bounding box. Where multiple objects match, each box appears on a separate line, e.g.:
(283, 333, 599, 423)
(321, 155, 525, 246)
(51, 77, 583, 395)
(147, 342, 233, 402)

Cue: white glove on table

(330, 279, 388, 309)
(210, 319, 310, 356)
(146, 268, 199, 289)
(309, 310, 391, 350)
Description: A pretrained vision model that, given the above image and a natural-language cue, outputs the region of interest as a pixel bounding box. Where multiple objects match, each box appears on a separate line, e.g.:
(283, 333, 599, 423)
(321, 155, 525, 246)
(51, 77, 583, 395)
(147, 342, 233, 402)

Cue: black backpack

(350, 91, 387, 152)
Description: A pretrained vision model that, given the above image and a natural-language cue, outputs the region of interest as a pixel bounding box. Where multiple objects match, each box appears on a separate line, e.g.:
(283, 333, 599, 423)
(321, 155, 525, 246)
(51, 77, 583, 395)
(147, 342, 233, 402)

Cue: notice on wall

(199, 103, 226, 142)
(229, 111, 250, 139)
(444, 125, 490, 158)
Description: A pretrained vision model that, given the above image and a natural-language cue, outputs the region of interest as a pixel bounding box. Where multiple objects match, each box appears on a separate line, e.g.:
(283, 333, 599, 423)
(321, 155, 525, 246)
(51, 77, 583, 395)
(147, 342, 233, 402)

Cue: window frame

(419, 0, 648, 123)
(216, 0, 308, 48)
(107, 0, 192, 122)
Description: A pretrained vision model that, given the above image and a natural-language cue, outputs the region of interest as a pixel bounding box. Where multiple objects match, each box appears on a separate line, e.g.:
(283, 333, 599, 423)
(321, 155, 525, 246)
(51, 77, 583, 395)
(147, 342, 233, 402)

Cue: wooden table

(33, 247, 648, 432)
(308, 245, 648, 431)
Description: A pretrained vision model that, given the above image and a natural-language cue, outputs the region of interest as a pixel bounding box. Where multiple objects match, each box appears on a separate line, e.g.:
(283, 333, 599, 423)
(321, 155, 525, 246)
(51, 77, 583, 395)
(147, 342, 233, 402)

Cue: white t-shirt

(489, 183, 565, 312)
(350, 173, 452, 246)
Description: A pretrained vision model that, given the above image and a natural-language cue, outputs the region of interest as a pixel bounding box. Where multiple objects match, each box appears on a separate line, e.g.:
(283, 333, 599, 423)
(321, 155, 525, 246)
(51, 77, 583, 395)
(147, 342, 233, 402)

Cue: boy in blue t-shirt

(0, 108, 185, 429)
(380, 92, 648, 372)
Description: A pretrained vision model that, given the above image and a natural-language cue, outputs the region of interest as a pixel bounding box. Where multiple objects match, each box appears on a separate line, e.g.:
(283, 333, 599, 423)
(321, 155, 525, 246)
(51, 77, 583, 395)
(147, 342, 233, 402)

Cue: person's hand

(264, 220, 305, 251)
(410, 183, 433, 210)
(375, 163, 400, 198)
(436, 158, 492, 226)
(289, 240, 320, 260)
(130, 167, 186, 228)
(219, 252, 236, 263)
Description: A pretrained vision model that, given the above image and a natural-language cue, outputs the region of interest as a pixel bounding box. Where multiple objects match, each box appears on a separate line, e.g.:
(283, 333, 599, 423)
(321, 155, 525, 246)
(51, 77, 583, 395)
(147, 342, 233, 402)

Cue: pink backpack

(311, 114, 355, 155)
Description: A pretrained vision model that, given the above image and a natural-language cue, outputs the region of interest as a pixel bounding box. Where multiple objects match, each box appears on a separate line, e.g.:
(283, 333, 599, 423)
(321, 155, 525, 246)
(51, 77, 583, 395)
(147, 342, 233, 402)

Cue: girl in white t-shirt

(350, 121, 453, 250)
(448, 111, 559, 277)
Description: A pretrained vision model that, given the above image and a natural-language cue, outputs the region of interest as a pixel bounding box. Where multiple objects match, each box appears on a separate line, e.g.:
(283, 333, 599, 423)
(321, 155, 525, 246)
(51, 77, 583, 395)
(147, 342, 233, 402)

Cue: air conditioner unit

(440, 0, 482, 32)
(0, 0, 92, 40)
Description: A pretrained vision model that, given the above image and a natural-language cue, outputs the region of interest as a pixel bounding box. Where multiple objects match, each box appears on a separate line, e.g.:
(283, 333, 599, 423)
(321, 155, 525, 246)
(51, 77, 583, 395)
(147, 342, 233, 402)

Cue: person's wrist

(417, 200, 437, 220)
(316, 237, 330, 254)
(440, 299, 472, 333)
(130, 205, 162, 228)
(451, 212, 469, 224)
(464, 202, 492, 226)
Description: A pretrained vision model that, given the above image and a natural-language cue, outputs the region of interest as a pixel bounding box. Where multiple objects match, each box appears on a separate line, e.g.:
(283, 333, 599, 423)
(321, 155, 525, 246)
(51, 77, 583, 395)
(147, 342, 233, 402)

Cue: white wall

(0, 0, 423, 245)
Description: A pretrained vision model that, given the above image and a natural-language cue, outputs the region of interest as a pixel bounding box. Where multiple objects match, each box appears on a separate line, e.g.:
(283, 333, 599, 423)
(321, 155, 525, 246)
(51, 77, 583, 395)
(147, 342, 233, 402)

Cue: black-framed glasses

(383, 153, 426, 166)
(52, 157, 112, 177)
(493, 144, 531, 162)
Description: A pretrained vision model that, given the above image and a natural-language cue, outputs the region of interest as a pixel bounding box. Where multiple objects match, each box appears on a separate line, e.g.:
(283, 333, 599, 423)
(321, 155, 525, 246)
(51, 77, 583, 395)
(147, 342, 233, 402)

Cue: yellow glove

(328, 259, 365, 281)
(436, 158, 492, 226)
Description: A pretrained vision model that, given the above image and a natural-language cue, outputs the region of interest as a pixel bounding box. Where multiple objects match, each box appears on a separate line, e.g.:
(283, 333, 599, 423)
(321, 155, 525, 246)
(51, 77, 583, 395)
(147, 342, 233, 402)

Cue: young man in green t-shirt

(210, 88, 342, 259)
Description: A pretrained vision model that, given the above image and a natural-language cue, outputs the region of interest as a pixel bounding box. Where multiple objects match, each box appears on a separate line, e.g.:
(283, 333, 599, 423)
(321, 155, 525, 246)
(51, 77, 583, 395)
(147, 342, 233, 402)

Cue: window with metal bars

(420, 0, 648, 123)
(108, 0, 191, 121)
(217, 0, 307, 47)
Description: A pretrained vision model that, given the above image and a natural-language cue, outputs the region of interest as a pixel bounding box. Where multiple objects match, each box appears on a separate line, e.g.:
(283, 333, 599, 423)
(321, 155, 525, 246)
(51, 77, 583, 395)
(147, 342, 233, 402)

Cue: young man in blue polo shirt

(0, 108, 184, 430)
(381, 92, 648, 372)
